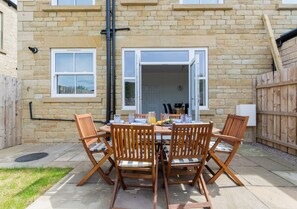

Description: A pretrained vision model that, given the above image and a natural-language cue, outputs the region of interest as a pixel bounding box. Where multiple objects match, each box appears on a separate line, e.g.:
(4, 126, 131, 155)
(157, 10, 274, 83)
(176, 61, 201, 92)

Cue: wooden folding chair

(205, 114, 249, 186)
(161, 122, 213, 209)
(109, 124, 158, 209)
(74, 113, 114, 186)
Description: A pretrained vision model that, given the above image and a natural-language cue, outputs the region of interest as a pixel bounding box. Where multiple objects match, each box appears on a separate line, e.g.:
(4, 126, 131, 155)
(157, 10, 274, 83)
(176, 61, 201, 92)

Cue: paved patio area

(0, 142, 296, 209)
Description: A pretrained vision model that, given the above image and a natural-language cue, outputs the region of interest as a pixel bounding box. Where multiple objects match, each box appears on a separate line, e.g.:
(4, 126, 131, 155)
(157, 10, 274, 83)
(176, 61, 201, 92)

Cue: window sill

(172, 4, 233, 11)
(43, 97, 102, 103)
(42, 5, 101, 12)
(277, 4, 297, 10)
(121, 0, 158, 6)
(0, 49, 7, 55)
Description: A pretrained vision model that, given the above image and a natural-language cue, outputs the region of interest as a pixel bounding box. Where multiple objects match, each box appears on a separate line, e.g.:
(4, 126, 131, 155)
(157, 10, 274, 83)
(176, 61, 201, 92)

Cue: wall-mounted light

(28, 47, 38, 54)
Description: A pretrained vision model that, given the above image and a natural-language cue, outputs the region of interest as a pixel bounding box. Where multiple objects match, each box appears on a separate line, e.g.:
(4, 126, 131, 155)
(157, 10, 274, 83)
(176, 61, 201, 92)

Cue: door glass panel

(141, 50, 189, 62)
(124, 51, 136, 77)
(195, 50, 205, 77)
(75, 53, 93, 72)
(125, 80, 135, 106)
(199, 80, 206, 106)
(189, 60, 196, 120)
(76, 75, 94, 94)
(55, 53, 73, 72)
(57, 75, 75, 94)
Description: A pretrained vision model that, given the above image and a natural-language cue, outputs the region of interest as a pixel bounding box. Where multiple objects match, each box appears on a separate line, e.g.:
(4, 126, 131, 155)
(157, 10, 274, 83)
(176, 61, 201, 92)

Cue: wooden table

(98, 124, 220, 135)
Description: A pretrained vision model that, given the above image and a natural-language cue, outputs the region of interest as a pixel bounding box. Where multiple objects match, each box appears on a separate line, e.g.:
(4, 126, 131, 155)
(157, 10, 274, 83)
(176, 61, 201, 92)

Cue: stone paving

(0, 143, 296, 209)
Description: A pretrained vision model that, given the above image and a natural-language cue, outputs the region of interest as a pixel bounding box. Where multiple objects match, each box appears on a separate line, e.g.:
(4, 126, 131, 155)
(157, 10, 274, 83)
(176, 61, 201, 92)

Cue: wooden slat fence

(0, 75, 22, 149)
(256, 67, 297, 155)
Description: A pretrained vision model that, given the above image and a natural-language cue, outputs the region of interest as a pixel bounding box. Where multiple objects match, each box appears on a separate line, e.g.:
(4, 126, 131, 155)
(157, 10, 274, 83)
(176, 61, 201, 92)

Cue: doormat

(15, 152, 49, 162)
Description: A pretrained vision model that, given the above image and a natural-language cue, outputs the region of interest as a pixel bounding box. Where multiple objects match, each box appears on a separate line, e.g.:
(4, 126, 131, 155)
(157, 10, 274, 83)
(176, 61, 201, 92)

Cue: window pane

(183, 0, 199, 4)
(76, 0, 93, 5)
(141, 50, 189, 62)
(57, 75, 75, 94)
(124, 51, 135, 77)
(57, 0, 74, 5)
(125, 81, 135, 106)
(76, 75, 94, 94)
(75, 53, 93, 72)
(200, 0, 219, 4)
(283, 0, 297, 3)
(55, 53, 74, 72)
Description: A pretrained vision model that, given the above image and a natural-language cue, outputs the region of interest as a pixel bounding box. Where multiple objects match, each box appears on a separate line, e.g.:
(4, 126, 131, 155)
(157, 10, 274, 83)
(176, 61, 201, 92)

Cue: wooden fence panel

(287, 68, 297, 155)
(256, 67, 297, 155)
(273, 71, 281, 150)
(0, 75, 22, 149)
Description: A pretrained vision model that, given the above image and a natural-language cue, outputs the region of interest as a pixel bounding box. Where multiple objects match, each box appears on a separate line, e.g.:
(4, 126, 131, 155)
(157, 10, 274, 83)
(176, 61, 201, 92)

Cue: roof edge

(276, 28, 297, 47)
(3, 0, 17, 10)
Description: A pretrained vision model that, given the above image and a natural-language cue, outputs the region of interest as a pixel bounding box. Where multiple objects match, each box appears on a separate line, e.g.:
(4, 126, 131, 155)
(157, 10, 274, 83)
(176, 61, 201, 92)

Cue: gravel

(251, 142, 297, 165)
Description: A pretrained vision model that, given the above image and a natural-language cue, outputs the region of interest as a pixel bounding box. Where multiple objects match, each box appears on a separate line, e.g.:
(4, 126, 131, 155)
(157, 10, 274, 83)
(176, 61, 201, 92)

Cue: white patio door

(135, 55, 142, 113)
(189, 54, 200, 122)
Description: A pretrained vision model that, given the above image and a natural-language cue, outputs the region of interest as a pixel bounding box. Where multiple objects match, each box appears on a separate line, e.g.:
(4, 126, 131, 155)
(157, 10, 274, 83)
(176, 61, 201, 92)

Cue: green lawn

(0, 167, 72, 209)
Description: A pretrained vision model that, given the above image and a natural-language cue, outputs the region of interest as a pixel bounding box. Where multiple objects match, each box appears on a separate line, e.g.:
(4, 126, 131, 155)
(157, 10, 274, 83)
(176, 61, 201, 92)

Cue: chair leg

(77, 153, 113, 186)
(161, 151, 170, 209)
(153, 153, 158, 209)
(207, 153, 244, 186)
(198, 173, 213, 209)
(109, 176, 121, 209)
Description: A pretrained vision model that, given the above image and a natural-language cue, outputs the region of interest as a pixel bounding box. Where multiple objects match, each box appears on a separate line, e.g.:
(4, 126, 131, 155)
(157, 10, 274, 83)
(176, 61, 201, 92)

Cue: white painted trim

(180, 0, 223, 4)
(283, 0, 297, 3)
(51, 48, 96, 98)
(122, 48, 209, 111)
(52, 0, 95, 6)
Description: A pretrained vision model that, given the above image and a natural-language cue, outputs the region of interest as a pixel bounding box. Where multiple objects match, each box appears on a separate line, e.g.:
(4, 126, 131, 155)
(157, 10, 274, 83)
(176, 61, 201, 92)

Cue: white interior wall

(142, 65, 188, 119)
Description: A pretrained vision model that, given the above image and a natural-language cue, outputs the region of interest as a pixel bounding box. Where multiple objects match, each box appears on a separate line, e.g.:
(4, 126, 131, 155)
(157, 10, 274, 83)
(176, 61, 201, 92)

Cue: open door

(189, 54, 200, 122)
(135, 55, 142, 113)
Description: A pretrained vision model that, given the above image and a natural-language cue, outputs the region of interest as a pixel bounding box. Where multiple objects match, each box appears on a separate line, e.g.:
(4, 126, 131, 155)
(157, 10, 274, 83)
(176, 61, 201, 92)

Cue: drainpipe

(112, 0, 116, 117)
(106, 0, 112, 122)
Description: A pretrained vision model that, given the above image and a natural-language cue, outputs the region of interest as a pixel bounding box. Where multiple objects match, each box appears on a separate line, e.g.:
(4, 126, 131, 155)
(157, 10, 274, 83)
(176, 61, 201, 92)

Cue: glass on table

(128, 113, 135, 124)
(185, 114, 192, 123)
(114, 114, 121, 123)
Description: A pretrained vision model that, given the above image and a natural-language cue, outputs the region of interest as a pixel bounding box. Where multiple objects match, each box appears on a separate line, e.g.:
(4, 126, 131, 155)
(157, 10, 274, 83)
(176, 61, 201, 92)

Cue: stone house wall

(18, 0, 297, 143)
(0, 1, 17, 77)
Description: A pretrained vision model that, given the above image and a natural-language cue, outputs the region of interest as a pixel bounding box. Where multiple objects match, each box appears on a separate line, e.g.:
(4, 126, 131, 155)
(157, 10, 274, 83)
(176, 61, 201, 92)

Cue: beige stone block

(18, 12, 34, 21)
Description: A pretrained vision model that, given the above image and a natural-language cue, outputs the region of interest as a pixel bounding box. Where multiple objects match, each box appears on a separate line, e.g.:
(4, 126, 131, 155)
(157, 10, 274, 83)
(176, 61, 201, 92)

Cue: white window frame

(282, 0, 297, 3)
(122, 48, 209, 111)
(180, 0, 223, 4)
(51, 48, 96, 98)
(52, 0, 95, 6)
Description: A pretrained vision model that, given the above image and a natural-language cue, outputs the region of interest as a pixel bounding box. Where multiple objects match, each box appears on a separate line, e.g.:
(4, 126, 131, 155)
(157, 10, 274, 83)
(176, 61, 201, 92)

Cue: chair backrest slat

(74, 114, 98, 146)
(221, 114, 249, 139)
(169, 123, 213, 161)
(111, 124, 155, 163)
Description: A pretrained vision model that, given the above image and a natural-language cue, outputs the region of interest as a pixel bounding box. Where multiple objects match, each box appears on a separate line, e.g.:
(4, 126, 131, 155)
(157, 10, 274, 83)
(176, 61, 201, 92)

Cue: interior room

(141, 64, 188, 120)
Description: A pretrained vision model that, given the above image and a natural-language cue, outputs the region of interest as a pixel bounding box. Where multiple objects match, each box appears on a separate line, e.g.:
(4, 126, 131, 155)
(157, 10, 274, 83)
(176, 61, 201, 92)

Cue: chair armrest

(79, 135, 99, 141)
(212, 133, 242, 143)
(79, 133, 109, 141)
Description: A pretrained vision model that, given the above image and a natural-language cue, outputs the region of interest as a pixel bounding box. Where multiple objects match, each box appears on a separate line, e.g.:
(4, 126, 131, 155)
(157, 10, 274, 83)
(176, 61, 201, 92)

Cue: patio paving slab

(0, 142, 296, 209)
(232, 166, 295, 187)
(272, 171, 297, 186)
(246, 186, 297, 209)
